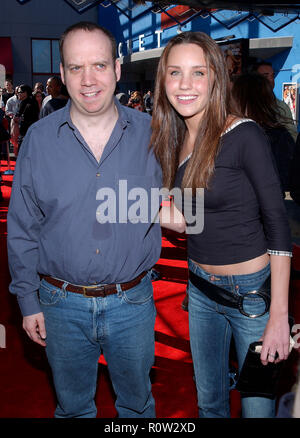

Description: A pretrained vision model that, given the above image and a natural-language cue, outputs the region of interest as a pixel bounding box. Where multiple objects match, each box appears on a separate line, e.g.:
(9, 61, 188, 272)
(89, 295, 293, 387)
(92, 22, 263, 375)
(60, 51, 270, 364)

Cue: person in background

(5, 86, 20, 118)
(231, 72, 295, 195)
(1, 79, 14, 109)
(0, 106, 10, 163)
(33, 82, 46, 101)
(5, 86, 20, 157)
(152, 31, 292, 418)
(144, 90, 153, 115)
(33, 89, 45, 111)
(116, 92, 128, 106)
(14, 84, 39, 149)
(253, 61, 298, 142)
(7, 21, 161, 419)
(39, 76, 68, 118)
(127, 91, 146, 112)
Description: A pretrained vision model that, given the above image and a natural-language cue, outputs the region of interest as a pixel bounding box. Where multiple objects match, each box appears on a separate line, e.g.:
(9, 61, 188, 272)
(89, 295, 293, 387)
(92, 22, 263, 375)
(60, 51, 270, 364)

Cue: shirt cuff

(267, 249, 293, 257)
(17, 292, 41, 317)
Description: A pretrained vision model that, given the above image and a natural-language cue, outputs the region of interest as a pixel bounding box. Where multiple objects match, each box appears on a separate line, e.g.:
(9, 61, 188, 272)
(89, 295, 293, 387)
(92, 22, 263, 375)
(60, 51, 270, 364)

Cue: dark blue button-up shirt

(7, 99, 162, 316)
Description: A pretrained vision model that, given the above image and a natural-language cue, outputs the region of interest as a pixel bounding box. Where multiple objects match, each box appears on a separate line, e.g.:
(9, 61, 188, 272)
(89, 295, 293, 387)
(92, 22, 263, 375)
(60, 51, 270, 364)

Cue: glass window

(32, 40, 51, 73)
(32, 39, 60, 74)
(51, 40, 60, 74)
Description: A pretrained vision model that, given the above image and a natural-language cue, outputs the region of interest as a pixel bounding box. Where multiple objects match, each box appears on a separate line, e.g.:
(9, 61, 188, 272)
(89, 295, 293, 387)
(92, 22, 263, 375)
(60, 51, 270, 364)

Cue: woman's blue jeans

(188, 259, 275, 418)
(39, 271, 156, 418)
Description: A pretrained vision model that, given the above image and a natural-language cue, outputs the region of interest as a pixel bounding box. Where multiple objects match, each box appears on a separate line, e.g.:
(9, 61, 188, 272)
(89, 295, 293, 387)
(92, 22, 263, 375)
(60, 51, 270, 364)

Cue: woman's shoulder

(220, 116, 271, 161)
(222, 116, 256, 137)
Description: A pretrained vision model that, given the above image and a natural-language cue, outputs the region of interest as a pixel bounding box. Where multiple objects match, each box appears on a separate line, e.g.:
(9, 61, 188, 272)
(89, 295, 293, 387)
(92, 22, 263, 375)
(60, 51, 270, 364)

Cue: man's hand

(23, 312, 47, 347)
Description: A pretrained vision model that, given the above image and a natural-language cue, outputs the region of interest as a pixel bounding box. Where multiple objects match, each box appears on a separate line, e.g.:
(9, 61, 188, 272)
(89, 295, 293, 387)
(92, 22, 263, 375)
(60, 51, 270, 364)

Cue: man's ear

(60, 63, 65, 85)
(115, 59, 121, 82)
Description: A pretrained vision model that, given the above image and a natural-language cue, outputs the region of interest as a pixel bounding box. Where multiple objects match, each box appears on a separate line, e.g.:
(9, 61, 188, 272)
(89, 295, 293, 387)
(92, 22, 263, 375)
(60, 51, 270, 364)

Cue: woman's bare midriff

(192, 253, 270, 276)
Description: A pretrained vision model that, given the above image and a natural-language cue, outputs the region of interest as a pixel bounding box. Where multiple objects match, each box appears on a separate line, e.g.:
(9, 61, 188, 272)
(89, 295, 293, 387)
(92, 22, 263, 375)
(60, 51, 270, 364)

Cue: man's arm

(7, 130, 45, 344)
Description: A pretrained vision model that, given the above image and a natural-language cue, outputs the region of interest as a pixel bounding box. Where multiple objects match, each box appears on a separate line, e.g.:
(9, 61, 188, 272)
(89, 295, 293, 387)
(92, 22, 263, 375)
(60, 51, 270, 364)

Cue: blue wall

(98, 3, 299, 121)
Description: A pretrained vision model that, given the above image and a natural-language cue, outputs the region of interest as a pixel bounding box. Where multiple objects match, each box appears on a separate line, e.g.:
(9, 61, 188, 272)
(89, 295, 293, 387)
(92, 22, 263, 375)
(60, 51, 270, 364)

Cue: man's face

(60, 29, 120, 119)
(46, 79, 59, 98)
(257, 64, 275, 89)
(5, 81, 13, 92)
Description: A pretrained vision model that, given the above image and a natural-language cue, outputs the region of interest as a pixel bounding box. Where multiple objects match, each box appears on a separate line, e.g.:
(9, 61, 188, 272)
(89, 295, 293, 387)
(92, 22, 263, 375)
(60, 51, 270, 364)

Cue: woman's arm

(260, 254, 291, 364)
(239, 123, 293, 364)
(159, 199, 186, 233)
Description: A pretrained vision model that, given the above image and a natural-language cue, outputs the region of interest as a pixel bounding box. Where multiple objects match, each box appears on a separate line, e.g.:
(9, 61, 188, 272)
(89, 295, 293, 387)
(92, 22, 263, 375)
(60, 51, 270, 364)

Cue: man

(7, 22, 162, 418)
(5, 86, 20, 118)
(144, 90, 153, 115)
(254, 61, 298, 141)
(1, 79, 14, 109)
(39, 76, 68, 118)
(5, 86, 20, 156)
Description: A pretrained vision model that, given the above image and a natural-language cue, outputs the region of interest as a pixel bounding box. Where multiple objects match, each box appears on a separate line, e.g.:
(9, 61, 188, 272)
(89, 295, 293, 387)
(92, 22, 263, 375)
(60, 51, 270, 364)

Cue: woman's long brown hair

(150, 31, 237, 190)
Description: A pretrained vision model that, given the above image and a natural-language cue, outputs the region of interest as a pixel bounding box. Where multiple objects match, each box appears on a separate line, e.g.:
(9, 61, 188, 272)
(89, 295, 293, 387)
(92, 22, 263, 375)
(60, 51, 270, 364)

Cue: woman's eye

(170, 70, 180, 76)
(194, 70, 204, 76)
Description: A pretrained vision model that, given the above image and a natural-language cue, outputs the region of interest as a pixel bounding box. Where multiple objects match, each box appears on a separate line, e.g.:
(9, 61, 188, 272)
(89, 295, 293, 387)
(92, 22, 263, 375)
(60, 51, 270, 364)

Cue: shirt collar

(57, 96, 130, 137)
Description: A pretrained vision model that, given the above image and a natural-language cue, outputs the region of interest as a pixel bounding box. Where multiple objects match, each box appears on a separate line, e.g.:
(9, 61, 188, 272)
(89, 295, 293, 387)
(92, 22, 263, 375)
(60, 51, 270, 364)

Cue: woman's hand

(259, 254, 292, 365)
(159, 200, 186, 233)
(259, 313, 290, 365)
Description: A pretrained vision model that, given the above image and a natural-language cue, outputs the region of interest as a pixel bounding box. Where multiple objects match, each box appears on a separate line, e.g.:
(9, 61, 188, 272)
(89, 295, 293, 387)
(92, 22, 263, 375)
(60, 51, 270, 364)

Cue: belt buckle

(238, 290, 270, 318)
(83, 284, 106, 298)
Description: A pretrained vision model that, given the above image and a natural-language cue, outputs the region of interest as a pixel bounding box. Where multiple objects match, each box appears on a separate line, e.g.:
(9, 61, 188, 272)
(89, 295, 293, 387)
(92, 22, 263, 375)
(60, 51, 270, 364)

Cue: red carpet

(0, 158, 299, 418)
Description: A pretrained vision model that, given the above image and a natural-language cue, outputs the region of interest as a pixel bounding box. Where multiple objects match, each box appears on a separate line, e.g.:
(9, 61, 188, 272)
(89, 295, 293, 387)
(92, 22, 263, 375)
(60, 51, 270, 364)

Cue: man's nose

(81, 67, 96, 86)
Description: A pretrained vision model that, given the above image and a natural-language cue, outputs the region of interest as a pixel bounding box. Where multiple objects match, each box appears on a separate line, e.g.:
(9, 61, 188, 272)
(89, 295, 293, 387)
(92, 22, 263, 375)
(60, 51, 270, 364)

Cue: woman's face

(35, 92, 43, 102)
(18, 89, 28, 101)
(164, 43, 213, 126)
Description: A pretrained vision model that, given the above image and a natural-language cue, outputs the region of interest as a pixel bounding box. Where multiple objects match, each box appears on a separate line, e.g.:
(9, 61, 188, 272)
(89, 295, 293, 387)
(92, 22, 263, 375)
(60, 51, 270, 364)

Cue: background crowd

(1, 61, 300, 215)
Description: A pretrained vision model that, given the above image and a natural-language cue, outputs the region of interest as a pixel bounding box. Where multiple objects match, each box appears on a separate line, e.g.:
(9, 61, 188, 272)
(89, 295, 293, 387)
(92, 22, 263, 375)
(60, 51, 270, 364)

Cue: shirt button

(96, 172, 101, 177)
(96, 249, 100, 254)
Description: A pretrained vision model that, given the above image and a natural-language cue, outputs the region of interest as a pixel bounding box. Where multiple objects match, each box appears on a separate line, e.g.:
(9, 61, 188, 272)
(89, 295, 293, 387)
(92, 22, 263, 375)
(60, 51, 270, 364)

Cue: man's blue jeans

(188, 259, 275, 418)
(39, 271, 156, 418)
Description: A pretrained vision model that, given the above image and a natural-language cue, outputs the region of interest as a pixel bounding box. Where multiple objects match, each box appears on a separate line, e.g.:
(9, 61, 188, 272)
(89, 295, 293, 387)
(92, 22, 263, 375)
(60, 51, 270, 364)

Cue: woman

(151, 32, 292, 418)
(127, 91, 146, 112)
(33, 89, 45, 111)
(14, 85, 39, 148)
(231, 72, 295, 194)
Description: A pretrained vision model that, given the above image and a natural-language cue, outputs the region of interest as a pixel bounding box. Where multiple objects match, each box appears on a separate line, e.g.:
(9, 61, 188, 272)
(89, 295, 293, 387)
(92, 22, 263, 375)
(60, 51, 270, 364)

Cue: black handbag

(235, 342, 283, 398)
(235, 338, 294, 399)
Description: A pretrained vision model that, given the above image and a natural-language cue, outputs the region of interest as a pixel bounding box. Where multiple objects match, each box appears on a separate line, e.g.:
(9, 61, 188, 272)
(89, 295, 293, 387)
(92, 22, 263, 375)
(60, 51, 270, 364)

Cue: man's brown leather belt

(40, 271, 147, 298)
